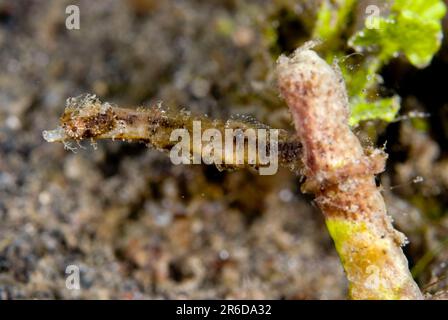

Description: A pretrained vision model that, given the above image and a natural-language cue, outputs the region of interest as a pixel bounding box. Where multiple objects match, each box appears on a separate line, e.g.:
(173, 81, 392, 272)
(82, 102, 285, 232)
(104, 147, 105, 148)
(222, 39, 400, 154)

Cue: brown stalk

(276, 42, 422, 300)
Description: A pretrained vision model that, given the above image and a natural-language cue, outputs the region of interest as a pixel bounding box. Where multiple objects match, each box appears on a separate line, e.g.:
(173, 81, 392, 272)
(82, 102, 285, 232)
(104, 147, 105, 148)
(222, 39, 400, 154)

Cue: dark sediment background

(0, 0, 447, 299)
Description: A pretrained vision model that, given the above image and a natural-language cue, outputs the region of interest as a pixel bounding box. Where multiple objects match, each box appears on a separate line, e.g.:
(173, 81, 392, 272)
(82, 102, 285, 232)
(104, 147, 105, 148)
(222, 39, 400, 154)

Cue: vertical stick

(276, 43, 423, 300)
